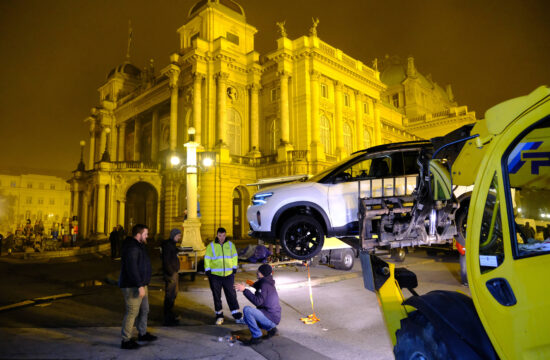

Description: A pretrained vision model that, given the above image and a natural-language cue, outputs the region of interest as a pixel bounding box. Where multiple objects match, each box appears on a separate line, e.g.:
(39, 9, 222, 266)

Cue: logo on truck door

(508, 141, 550, 175)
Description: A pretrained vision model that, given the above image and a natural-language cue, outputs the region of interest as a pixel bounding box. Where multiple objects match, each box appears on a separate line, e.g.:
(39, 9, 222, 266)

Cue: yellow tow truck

(361, 86, 550, 359)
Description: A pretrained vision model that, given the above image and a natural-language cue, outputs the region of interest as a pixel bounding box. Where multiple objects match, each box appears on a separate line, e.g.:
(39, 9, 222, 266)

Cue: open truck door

(467, 90, 550, 359)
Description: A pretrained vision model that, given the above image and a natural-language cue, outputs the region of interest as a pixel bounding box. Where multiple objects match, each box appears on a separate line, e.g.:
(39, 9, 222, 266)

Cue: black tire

(333, 248, 355, 271)
(279, 215, 325, 260)
(394, 311, 453, 360)
(455, 197, 470, 247)
(459, 253, 467, 286)
(391, 248, 406, 262)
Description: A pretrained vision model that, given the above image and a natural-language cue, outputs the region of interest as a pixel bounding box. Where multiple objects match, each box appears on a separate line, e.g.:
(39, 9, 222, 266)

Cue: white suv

(247, 141, 470, 260)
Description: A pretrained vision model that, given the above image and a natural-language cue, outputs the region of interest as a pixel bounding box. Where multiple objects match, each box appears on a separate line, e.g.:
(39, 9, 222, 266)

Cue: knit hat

(258, 264, 272, 277)
(170, 228, 182, 240)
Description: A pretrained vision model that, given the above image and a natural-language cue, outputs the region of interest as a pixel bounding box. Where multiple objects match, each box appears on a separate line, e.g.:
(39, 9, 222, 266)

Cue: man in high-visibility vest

(204, 227, 243, 325)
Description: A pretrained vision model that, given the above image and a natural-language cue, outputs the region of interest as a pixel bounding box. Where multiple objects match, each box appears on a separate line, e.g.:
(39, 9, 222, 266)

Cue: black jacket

(161, 239, 180, 277)
(119, 236, 152, 288)
(243, 275, 281, 325)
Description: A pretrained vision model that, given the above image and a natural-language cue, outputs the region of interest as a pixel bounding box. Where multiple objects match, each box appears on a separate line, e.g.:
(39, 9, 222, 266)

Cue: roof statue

(126, 20, 133, 60)
(309, 17, 319, 37)
(372, 58, 378, 71)
(276, 20, 287, 38)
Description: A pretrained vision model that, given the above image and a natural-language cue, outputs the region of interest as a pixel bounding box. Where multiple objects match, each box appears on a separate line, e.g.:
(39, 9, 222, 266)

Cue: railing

(319, 41, 336, 57)
(114, 161, 160, 170)
(407, 106, 473, 125)
(289, 150, 308, 161)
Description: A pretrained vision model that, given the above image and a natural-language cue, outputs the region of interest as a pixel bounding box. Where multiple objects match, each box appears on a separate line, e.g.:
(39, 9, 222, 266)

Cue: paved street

(0, 247, 468, 359)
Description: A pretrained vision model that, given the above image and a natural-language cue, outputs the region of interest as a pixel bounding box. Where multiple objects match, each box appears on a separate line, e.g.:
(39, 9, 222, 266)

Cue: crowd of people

(118, 225, 281, 350)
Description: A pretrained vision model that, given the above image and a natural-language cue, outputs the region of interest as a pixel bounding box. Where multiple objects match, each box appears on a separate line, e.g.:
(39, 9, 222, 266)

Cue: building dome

(107, 61, 141, 80)
(380, 56, 406, 86)
(189, 0, 245, 18)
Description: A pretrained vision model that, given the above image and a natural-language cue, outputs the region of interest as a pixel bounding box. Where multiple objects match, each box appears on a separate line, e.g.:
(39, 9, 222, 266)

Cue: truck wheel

(280, 215, 325, 260)
(394, 311, 452, 360)
(391, 248, 406, 262)
(333, 249, 355, 270)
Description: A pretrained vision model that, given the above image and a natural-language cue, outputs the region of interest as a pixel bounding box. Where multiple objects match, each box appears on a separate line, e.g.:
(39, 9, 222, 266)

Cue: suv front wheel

(279, 215, 325, 260)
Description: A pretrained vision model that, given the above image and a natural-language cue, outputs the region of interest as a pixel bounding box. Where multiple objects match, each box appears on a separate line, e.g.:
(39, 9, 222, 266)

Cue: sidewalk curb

(0, 243, 111, 263)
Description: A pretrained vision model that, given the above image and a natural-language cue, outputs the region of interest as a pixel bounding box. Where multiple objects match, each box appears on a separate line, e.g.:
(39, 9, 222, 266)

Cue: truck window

(403, 151, 420, 175)
(479, 173, 504, 273)
(505, 117, 550, 258)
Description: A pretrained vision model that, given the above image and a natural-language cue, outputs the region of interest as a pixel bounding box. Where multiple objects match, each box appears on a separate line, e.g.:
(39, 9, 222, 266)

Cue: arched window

(320, 114, 331, 154)
(227, 108, 242, 155)
(363, 127, 371, 149)
(343, 122, 353, 154)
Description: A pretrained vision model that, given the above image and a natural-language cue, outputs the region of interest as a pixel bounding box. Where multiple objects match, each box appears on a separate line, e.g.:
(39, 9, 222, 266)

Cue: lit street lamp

(180, 127, 212, 255)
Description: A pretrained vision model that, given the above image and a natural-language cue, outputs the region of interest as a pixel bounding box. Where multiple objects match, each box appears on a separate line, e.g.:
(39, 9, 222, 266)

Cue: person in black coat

(161, 228, 182, 325)
(119, 224, 157, 350)
(235, 264, 281, 345)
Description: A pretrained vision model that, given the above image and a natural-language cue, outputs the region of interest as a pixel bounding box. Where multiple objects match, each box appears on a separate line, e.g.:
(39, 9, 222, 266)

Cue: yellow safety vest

(204, 239, 238, 277)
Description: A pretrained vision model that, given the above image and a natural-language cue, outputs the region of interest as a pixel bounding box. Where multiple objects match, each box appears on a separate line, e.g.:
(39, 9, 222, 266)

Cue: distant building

(69, 0, 476, 240)
(0, 173, 71, 235)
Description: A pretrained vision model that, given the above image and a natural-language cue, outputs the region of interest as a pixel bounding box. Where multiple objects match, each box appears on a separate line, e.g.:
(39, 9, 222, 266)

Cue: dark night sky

(0, 0, 549, 177)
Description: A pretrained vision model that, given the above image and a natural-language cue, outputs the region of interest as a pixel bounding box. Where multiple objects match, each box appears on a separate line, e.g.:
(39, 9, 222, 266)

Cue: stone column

(168, 65, 181, 152)
(355, 90, 364, 149)
(133, 119, 141, 161)
(334, 81, 345, 159)
(248, 83, 261, 155)
(98, 126, 107, 159)
(216, 72, 229, 146)
(193, 73, 204, 146)
(151, 111, 159, 161)
(374, 101, 382, 145)
(279, 71, 290, 144)
(310, 70, 324, 161)
(88, 123, 96, 168)
(96, 184, 106, 235)
(117, 123, 126, 161)
(118, 200, 126, 228)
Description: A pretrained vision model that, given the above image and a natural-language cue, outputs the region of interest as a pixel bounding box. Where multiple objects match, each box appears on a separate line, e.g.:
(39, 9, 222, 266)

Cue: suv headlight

(252, 192, 273, 205)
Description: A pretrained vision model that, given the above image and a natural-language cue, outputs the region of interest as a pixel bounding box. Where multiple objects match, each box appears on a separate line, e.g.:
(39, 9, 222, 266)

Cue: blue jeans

(243, 306, 276, 338)
(121, 286, 149, 341)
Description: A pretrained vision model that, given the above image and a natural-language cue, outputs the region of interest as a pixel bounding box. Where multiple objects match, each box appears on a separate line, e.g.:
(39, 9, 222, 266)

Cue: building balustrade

(113, 161, 161, 171)
(407, 106, 472, 125)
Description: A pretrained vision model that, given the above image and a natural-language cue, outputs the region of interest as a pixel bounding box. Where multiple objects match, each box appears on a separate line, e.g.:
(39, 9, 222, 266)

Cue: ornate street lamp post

(181, 127, 206, 255)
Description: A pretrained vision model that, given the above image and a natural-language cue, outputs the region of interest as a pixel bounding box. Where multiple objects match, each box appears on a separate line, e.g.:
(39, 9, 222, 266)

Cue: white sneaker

(215, 317, 224, 325)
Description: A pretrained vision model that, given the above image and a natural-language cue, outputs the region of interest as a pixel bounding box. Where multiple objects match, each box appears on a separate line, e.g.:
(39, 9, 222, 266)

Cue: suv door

(327, 150, 415, 233)
(468, 115, 550, 359)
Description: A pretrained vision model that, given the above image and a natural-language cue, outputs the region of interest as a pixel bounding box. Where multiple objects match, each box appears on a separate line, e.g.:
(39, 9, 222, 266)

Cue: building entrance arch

(232, 186, 250, 240)
(126, 182, 158, 235)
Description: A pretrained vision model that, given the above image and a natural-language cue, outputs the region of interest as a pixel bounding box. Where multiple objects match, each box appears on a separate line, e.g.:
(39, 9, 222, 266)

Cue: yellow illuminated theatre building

(68, 0, 475, 242)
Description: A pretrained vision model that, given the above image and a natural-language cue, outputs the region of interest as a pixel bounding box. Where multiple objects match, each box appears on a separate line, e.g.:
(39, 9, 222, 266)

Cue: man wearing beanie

(235, 263, 281, 345)
(161, 228, 182, 326)
(204, 227, 243, 325)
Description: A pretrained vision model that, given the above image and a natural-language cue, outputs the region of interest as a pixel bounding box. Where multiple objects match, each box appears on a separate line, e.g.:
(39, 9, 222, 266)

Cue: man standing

(161, 228, 181, 326)
(109, 226, 119, 259)
(119, 224, 157, 350)
(204, 227, 243, 325)
(235, 264, 281, 345)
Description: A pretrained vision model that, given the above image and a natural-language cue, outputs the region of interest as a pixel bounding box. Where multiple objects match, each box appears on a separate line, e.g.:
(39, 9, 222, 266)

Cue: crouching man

(234, 264, 281, 345)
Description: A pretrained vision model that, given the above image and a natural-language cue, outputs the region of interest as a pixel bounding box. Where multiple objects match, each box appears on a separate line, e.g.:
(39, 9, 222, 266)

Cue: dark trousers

(110, 239, 117, 258)
(208, 273, 239, 313)
(164, 272, 179, 321)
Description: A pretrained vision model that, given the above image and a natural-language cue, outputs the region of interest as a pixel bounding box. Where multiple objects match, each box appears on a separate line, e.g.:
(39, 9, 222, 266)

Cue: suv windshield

(308, 153, 365, 182)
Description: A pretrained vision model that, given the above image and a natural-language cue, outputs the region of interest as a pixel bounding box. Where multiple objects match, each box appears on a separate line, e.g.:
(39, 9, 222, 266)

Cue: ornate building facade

(69, 0, 475, 241)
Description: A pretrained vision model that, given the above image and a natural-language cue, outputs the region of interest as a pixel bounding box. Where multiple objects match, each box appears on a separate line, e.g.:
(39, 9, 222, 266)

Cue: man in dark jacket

(109, 226, 119, 259)
(161, 228, 181, 325)
(235, 264, 281, 345)
(119, 224, 157, 350)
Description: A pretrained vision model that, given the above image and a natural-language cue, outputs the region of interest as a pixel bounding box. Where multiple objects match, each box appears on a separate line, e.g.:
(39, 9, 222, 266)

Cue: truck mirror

(429, 159, 453, 201)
